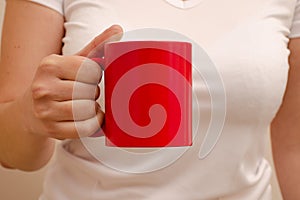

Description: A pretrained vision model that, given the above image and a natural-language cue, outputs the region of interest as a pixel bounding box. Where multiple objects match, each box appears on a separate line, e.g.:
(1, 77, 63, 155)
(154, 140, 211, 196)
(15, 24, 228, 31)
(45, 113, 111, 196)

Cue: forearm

(0, 96, 55, 171)
(271, 119, 300, 200)
(271, 38, 300, 200)
(0, 0, 64, 171)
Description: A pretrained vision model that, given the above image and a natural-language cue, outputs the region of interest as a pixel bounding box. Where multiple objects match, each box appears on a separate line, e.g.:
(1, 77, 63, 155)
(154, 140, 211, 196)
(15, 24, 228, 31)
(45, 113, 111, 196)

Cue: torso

(43, 1, 297, 199)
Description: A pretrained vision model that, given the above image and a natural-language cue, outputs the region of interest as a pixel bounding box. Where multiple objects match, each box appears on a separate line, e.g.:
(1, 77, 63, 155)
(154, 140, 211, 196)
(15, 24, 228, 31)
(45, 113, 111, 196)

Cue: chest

(104, 0, 288, 46)
(104, 0, 296, 121)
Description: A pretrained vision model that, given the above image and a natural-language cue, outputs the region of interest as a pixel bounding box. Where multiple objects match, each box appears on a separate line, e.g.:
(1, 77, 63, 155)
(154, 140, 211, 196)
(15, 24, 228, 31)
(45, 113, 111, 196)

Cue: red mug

(96, 41, 192, 147)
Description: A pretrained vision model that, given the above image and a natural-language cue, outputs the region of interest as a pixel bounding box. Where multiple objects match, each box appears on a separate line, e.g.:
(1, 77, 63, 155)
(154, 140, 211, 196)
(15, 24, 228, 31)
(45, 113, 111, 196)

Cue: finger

(72, 100, 100, 122)
(72, 81, 100, 100)
(51, 107, 105, 139)
(73, 58, 103, 84)
(77, 25, 123, 58)
(51, 80, 100, 101)
(51, 56, 102, 84)
(46, 100, 99, 121)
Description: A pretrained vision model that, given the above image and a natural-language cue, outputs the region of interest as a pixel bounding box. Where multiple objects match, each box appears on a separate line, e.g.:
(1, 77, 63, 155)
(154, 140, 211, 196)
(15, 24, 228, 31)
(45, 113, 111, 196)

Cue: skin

(0, 0, 300, 199)
(271, 37, 300, 200)
(0, 0, 122, 171)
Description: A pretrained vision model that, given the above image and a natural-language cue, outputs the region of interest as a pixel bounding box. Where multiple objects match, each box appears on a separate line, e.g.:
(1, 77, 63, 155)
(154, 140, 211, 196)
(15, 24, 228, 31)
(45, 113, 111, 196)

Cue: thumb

(76, 25, 123, 58)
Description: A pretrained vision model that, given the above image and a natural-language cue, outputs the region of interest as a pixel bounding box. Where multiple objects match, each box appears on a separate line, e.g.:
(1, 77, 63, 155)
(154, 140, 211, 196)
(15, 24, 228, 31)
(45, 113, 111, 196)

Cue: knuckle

(34, 112, 47, 120)
(31, 84, 52, 100)
(44, 54, 61, 63)
(43, 123, 59, 138)
(40, 63, 56, 74)
(39, 54, 61, 73)
(33, 103, 51, 119)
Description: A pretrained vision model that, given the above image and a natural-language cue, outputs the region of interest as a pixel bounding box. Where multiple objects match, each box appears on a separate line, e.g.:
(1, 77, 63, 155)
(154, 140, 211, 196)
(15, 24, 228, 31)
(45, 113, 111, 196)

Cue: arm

(0, 0, 123, 171)
(271, 37, 300, 199)
(0, 0, 64, 171)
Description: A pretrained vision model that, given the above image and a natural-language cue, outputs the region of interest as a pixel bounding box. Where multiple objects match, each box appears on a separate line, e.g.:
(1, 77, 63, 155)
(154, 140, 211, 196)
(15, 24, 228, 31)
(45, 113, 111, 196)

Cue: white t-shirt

(27, 0, 300, 199)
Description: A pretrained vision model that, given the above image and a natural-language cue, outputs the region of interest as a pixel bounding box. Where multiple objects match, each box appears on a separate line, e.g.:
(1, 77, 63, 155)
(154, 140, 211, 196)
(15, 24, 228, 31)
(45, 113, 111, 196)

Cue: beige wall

(0, 1, 283, 199)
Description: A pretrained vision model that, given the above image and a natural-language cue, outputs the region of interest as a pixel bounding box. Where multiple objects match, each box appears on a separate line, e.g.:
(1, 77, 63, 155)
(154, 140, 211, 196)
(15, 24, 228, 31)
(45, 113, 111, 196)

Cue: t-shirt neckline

(164, 0, 204, 9)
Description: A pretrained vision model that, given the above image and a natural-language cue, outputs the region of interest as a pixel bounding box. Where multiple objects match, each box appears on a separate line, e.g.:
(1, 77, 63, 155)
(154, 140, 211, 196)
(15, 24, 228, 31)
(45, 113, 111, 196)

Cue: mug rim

(106, 40, 192, 46)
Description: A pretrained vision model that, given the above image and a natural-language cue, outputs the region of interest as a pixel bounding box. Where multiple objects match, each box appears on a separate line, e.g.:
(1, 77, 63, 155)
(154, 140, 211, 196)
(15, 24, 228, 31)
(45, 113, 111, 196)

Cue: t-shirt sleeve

(62, 0, 119, 55)
(290, 0, 300, 38)
(29, 0, 63, 15)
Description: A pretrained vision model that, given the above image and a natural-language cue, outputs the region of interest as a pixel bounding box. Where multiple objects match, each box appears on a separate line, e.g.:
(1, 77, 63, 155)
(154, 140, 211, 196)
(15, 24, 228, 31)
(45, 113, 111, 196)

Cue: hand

(22, 25, 123, 140)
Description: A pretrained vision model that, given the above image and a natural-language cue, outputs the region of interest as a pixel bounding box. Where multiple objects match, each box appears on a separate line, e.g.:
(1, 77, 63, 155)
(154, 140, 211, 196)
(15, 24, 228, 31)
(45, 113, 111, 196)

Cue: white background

(0, 1, 283, 199)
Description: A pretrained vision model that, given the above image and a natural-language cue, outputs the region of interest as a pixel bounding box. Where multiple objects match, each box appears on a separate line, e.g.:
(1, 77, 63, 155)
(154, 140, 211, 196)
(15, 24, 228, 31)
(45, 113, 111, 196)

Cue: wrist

(0, 94, 54, 170)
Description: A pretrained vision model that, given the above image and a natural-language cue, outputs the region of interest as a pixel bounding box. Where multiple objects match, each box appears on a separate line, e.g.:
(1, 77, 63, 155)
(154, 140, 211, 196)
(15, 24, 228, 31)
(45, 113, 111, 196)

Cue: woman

(0, 0, 300, 199)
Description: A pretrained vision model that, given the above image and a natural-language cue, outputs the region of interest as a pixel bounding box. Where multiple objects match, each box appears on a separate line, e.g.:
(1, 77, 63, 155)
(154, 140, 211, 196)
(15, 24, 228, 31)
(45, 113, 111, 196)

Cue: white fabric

(164, 0, 204, 9)
(290, 0, 300, 37)
(29, 0, 300, 39)
(29, 0, 63, 15)
(28, 0, 300, 199)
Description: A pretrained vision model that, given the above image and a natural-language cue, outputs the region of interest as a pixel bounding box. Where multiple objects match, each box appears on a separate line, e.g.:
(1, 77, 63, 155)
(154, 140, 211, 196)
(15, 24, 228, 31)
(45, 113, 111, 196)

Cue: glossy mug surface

(101, 41, 192, 147)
